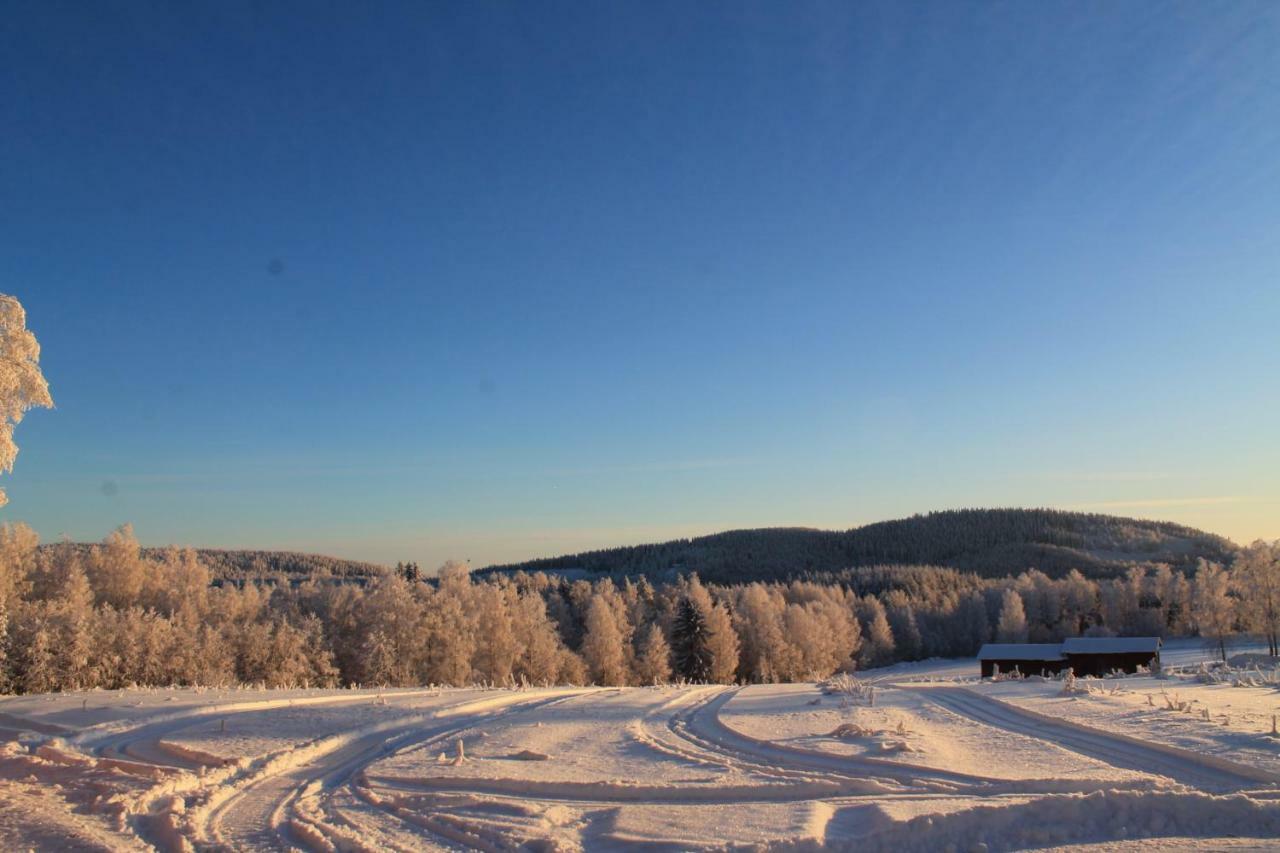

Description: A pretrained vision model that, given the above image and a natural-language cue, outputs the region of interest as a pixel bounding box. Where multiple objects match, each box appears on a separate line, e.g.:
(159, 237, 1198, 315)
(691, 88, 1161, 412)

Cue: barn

(976, 643, 1066, 678)
(1062, 637, 1161, 677)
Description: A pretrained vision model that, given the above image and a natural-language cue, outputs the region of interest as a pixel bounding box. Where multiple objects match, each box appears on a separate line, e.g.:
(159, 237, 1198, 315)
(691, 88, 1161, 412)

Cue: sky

(2, 2, 1278, 568)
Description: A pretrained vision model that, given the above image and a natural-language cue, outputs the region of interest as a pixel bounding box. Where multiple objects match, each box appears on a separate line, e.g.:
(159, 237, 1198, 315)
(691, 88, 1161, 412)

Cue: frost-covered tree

(18, 621, 56, 694)
(1060, 569, 1097, 635)
(1233, 541, 1280, 657)
(52, 564, 95, 689)
(0, 517, 1245, 696)
(884, 591, 923, 659)
(471, 582, 519, 685)
(593, 579, 637, 679)
(147, 546, 210, 616)
(580, 595, 628, 686)
(359, 629, 399, 687)
(856, 595, 895, 669)
(511, 591, 564, 685)
(0, 523, 37, 610)
(0, 295, 53, 507)
(732, 583, 791, 682)
(355, 574, 425, 686)
(1192, 560, 1235, 662)
(703, 602, 740, 684)
(1167, 570, 1193, 635)
(956, 591, 990, 652)
(86, 524, 147, 610)
(423, 563, 477, 685)
(0, 597, 9, 694)
(996, 588, 1028, 643)
(1151, 565, 1176, 631)
(634, 623, 671, 685)
(1097, 579, 1127, 635)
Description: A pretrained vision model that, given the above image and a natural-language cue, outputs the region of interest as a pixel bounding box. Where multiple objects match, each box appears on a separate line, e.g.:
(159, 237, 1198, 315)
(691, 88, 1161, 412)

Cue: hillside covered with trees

(38, 540, 385, 585)
(481, 509, 1238, 583)
(1, 521, 1274, 695)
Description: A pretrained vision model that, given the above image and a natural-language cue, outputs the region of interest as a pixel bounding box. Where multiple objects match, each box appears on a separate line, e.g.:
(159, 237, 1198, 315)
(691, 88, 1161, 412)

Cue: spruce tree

(671, 596, 713, 682)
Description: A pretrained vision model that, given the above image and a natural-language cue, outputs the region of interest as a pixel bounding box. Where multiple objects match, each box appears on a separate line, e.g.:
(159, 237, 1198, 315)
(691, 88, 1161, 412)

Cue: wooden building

(978, 637, 1162, 678)
(1061, 637, 1161, 677)
(977, 643, 1065, 678)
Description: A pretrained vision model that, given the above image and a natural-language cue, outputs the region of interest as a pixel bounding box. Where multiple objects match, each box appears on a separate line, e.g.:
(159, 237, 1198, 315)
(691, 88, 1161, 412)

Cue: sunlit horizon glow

(4, 3, 1278, 568)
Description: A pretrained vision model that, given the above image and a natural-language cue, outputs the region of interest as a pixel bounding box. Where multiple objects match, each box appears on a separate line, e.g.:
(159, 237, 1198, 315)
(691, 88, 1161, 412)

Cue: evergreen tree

(671, 596, 713, 682)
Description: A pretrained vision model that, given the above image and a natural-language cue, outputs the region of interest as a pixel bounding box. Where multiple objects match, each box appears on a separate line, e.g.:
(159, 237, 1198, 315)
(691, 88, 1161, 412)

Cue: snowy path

(678, 687, 991, 790)
(4, 678, 1280, 850)
(202, 691, 589, 850)
(906, 685, 1277, 792)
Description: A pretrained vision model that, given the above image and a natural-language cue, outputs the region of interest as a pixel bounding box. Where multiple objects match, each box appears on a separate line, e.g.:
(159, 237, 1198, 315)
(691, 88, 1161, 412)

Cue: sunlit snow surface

(1, 639, 1278, 851)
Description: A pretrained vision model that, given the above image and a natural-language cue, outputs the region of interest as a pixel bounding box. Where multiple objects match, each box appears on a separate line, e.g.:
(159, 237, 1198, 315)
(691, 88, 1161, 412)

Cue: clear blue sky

(3, 2, 1278, 567)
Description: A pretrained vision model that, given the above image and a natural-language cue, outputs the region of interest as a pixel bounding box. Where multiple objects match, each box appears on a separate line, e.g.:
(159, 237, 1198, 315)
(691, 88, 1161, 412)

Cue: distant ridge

(480, 508, 1238, 584)
(38, 543, 385, 582)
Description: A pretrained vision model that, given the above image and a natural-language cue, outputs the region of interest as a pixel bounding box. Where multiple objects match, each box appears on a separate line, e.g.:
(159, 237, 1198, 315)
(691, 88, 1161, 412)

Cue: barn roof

(1062, 637, 1161, 655)
(977, 643, 1065, 661)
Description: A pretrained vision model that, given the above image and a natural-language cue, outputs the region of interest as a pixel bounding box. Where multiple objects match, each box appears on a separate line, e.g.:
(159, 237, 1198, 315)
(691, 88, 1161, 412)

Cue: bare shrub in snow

(821, 673, 875, 705)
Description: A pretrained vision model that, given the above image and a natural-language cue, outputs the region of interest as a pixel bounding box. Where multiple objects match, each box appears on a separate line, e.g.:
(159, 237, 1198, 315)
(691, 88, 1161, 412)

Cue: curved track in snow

(906, 685, 1277, 792)
(675, 687, 991, 790)
(199, 691, 589, 851)
(11, 681, 1280, 851)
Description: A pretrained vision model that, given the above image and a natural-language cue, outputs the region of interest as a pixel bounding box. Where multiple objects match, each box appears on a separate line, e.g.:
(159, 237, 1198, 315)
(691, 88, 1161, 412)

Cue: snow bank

(759, 789, 1280, 852)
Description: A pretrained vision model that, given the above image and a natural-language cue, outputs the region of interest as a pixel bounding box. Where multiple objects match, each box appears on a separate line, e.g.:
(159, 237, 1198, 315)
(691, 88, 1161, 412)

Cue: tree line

(482, 508, 1239, 583)
(0, 524, 1274, 695)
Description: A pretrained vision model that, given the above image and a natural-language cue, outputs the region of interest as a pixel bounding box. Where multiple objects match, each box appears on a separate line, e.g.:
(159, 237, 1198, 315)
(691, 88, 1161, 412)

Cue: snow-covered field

(2, 640, 1278, 851)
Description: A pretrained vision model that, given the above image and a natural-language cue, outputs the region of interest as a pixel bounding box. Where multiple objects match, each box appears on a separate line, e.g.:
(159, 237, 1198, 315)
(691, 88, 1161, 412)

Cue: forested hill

(39, 544, 385, 583)
(175, 549, 386, 582)
(480, 509, 1238, 584)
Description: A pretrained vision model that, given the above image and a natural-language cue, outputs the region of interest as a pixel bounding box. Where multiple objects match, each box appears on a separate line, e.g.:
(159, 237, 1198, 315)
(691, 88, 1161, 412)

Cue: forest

(37, 543, 384, 584)
(481, 508, 1239, 583)
(1, 522, 1275, 695)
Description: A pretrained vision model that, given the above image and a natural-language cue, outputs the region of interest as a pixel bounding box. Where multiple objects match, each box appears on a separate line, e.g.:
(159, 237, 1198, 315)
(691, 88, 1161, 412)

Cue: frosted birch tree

(1234, 541, 1280, 657)
(634, 623, 672, 685)
(1193, 560, 1235, 662)
(581, 595, 627, 686)
(996, 588, 1029, 643)
(0, 295, 53, 507)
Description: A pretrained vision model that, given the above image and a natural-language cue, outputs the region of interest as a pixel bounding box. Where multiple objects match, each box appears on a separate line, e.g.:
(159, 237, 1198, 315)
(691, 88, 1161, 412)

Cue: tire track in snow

(625, 687, 783, 775)
(674, 687, 990, 791)
(674, 688, 1167, 801)
(201, 690, 590, 851)
(906, 685, 1277, 792)
(304, 691, 599, 852)
(81, 689, 458, 770)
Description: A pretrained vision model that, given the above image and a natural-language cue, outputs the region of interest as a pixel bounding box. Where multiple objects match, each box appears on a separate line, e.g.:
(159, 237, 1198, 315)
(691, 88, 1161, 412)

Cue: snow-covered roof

(977, 643, 1065, 661)
(1062, 637, 1161, 655)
